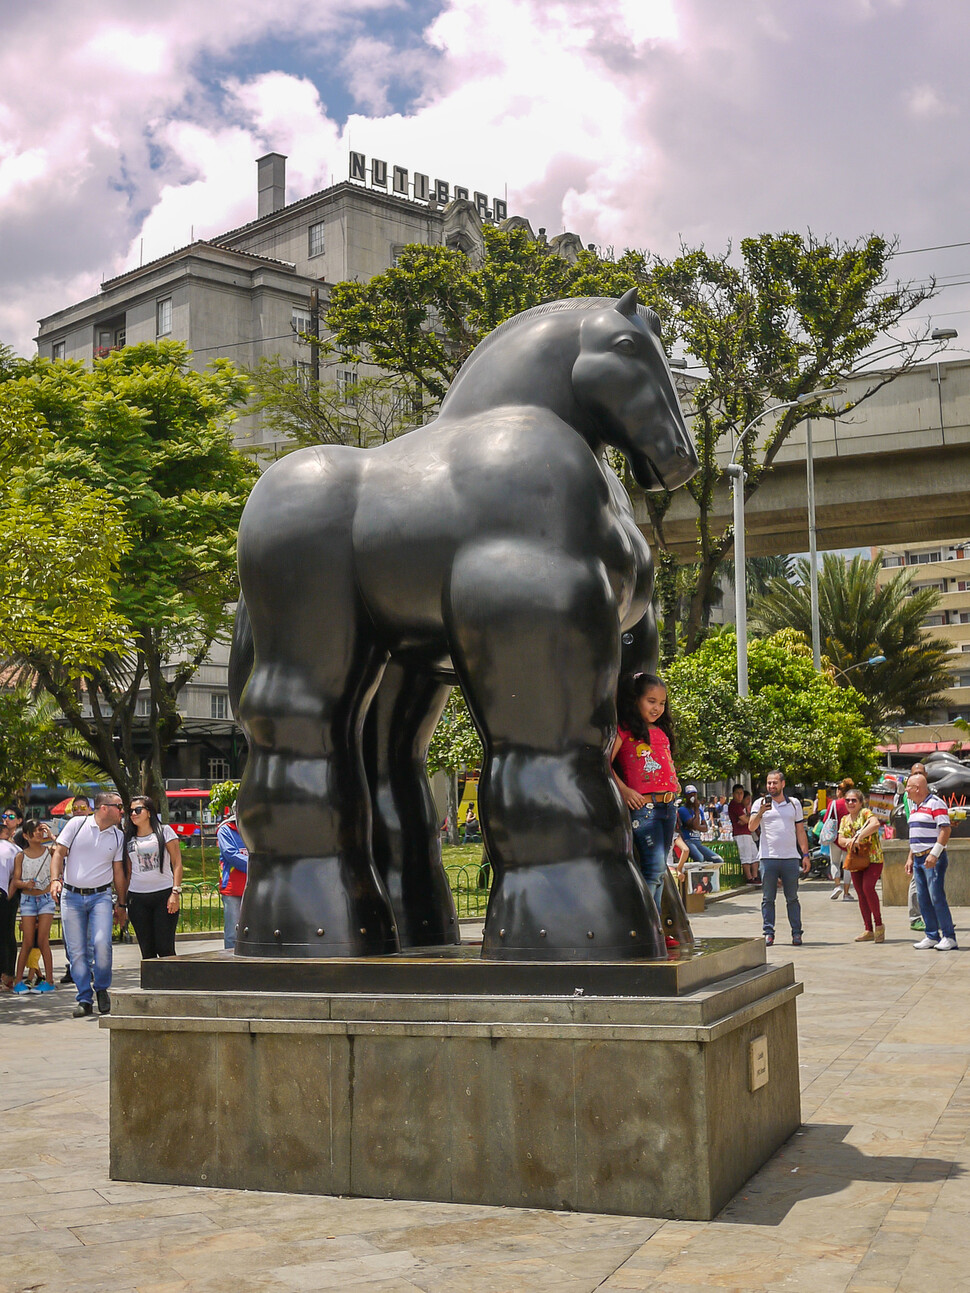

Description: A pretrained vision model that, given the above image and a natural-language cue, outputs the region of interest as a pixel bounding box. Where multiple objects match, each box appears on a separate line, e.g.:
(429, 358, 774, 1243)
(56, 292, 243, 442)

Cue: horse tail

(228, 595, 254, 717)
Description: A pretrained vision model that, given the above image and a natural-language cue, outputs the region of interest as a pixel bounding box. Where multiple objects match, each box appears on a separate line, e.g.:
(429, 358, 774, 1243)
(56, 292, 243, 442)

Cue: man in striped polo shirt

(905, 772, 957, 951)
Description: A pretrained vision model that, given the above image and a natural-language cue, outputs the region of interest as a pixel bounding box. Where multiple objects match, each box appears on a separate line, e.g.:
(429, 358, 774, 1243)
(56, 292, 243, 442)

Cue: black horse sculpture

(229, 288, 698, 961)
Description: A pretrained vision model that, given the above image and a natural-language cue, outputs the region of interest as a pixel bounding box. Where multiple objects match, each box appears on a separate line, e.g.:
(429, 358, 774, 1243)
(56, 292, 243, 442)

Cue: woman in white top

(11, 820, 57, 993)
(123, 796, 183, 959)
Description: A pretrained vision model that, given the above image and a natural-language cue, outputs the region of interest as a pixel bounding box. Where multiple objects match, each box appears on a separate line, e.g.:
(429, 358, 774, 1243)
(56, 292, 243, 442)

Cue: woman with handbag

(837, 790, 885, 942)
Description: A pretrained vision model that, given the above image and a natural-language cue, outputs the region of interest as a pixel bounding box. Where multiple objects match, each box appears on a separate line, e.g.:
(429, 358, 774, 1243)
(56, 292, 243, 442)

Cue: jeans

(760, 857, 802, 937)
(128, 888, 178, 959)
(913, 851, 956, 941)
(20, 892, 57, 917)
(222, 892, 242, 950)
(60, 889, 114, 1005)
(682, 834, 722, 865)
(630, 800, 677, 910)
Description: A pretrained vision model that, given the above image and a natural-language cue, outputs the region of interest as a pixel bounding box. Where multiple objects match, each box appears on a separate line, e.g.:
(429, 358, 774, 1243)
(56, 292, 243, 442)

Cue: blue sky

(4, 0, 970, 362)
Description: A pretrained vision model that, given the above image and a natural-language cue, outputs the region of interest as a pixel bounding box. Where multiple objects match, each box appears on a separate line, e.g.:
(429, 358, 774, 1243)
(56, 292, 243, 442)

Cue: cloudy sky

(2, 0, 969, 357)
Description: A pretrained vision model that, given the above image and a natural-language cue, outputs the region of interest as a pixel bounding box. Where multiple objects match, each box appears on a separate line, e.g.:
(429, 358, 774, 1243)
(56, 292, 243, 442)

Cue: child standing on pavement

(611, 673, 680, 913)
(10, 820, 57, 994)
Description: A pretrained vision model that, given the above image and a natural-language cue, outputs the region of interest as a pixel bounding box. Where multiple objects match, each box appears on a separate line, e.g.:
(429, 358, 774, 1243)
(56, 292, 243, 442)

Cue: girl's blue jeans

(630, 799, 677, 910)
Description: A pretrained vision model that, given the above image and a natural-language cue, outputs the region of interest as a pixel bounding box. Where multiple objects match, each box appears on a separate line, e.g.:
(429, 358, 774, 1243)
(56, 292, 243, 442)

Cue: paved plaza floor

(1, 883, 968, 1292)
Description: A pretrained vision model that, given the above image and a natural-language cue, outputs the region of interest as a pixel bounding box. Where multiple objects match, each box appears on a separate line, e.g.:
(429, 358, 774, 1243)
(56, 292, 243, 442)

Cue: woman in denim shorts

(11, 820, 57, 993)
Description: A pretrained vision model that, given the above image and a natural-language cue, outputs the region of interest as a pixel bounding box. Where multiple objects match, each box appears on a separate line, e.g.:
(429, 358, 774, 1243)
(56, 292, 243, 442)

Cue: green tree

(427, 688, 483, 845)
(0, 685, 109, 809)
(751, 553, 953, 730)
(639, 233, 934, 657)
(666, 629, 879, 784)
(0, 349, 129, 670)
(247, 358, 423, 452)
(12, 343, 259, 804)
(326, 227, 647, 404)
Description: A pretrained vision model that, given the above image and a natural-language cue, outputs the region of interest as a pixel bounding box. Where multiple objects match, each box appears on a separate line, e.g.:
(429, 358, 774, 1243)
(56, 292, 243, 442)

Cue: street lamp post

(931, 328, 958, 445)
(832, 654, 887, 682)
(724, 387, 841, 697)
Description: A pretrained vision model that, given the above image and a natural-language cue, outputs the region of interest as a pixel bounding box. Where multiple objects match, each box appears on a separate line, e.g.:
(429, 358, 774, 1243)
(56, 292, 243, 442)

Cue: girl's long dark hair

(123, 795, 169, 878)
(617, 672, 676, 756)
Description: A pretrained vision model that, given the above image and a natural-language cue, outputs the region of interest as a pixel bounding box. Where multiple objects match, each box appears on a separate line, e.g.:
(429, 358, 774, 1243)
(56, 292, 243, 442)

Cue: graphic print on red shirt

(614, 725, 679, 795)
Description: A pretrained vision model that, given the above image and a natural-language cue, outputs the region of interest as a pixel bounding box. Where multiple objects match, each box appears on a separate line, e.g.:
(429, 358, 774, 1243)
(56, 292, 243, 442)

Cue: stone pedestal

(882, 840, 970, 905)
(104, 940, 802, 1221)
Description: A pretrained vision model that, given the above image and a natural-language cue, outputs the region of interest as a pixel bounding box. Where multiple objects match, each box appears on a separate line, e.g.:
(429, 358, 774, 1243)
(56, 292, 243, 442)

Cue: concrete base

(105, 940, 803, 1221)
(882, 840, 970, 906)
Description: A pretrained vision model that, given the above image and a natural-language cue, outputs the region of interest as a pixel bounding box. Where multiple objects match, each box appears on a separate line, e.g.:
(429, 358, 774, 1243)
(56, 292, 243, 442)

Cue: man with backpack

(748, 770, 812, 947)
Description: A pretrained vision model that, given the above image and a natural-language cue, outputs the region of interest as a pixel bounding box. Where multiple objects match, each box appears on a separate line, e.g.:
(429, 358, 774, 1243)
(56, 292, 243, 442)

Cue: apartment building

(875, 538, 970, 752)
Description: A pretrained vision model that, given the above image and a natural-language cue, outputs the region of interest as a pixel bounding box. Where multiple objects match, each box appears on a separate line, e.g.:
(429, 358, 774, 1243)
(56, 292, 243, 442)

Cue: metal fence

(445, 861, 491, 918)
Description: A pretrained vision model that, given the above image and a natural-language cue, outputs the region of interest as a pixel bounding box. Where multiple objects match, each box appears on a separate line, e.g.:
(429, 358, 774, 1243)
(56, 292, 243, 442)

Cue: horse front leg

(362, 661, 460, 948)
(446, 542, 665, 961)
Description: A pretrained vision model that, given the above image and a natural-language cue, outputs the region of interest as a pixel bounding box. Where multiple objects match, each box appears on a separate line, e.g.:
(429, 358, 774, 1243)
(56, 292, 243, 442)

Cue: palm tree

(751, 553, 953, 730)
(0, 684, 109, 808)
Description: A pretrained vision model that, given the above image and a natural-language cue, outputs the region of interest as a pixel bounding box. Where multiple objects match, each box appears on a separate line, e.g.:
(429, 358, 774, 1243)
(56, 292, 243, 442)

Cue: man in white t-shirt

(748, 769, 811, 947)
(50, 792, 127, 1017)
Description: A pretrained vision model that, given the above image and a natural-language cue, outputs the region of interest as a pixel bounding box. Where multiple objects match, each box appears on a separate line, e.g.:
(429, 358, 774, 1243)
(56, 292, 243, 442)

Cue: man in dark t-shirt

(728, 784, 759, 882)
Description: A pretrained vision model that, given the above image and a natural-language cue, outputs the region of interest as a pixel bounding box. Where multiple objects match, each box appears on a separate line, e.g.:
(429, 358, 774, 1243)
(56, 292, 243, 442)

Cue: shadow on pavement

(717, 1122, 961, 1226)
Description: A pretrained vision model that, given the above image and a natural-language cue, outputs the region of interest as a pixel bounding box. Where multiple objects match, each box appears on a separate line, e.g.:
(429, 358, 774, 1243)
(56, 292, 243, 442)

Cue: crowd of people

(608, 671, 960, 953)
(0, 792, 249, 1015)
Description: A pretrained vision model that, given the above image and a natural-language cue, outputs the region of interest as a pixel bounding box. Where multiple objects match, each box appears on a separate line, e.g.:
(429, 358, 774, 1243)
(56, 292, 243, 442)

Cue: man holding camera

(748, 769, 811, 947)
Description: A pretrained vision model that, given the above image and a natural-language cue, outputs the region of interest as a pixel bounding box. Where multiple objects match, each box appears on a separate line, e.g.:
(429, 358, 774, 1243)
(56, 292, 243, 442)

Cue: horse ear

(616, 287, 639, 318)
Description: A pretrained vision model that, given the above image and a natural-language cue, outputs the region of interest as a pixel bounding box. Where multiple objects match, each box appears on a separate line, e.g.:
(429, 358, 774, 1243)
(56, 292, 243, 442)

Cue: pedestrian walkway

(1, 884, 967, 1292)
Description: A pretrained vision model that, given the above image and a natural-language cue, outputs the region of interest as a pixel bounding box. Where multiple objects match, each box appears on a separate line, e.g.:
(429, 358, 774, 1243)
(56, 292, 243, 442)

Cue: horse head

(572, 288, 698, 491)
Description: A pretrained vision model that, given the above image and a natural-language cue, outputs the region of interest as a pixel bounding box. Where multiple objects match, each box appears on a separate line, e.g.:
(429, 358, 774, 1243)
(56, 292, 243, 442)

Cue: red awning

(877, 741, 969, 754)
(165, 788, 211, 799)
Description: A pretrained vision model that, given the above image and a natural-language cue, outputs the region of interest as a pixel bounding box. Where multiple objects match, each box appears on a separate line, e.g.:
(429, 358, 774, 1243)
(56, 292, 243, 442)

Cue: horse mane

(467, 296, 661, 363)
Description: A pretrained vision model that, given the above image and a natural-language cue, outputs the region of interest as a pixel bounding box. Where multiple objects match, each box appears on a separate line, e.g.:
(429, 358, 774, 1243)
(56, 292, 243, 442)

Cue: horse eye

(615, 337, 637, 355)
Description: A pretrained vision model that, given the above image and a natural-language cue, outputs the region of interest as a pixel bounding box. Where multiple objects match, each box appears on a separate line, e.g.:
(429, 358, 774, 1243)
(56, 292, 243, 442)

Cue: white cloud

(3, 0, 970, 354)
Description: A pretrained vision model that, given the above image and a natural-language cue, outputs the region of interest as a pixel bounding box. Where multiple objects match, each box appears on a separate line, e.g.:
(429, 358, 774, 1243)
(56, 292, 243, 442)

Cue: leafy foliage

(427, 687, 483, 775)
(638, 233, 934, 655)
(751, 554, 953, 729)
(0, 685, 109, 808)
(11, 343, 259, 801)
(0, 349, 129, 670)
(326, 227, 648, 404)
(666, 629, 879, 785)
(208, 779, 240, 816)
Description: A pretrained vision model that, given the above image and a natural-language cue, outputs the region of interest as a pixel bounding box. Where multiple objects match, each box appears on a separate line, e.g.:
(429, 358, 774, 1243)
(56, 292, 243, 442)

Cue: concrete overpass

(638, 357, 970, 559)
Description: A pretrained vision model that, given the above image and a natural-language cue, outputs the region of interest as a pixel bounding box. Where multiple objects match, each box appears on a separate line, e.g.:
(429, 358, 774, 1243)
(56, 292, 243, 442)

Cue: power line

(895, 239, 970, 257)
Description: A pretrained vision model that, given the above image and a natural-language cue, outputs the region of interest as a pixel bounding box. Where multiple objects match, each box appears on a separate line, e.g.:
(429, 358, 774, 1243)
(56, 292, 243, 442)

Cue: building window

(955, 675, 970, 688)
(881, 556, 903, 568)
(959, 581, 970, 593)
(208, 757, 230, 780)
(961, 644, 970, 653)
(923, 614, 947, 627)
(337, 369, 357, 405)
(908, 550, 942, 565)
(156, 297, 172, 336)
(961, 612, 970, 625)
(137, 696, 151, 717)
(291, 307, 312, 336)
(210, 692, 228, 720)
(293, 360, 312, 391)
(308, 222, 325, 257)
(52, 341, 65, 361)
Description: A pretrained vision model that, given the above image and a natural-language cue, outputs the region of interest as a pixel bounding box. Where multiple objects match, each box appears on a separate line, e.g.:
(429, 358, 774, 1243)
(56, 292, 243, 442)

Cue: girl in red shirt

(611, 672, 680, 910)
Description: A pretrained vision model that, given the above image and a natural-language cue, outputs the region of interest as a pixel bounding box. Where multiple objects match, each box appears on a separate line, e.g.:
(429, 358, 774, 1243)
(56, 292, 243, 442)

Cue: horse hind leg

(363, 661, 460, 948)
(233, 473, 398, 958)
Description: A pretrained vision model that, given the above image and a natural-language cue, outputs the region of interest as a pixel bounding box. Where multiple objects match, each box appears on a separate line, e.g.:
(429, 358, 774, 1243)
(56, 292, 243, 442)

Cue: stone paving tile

(2, 900, 969, 1291)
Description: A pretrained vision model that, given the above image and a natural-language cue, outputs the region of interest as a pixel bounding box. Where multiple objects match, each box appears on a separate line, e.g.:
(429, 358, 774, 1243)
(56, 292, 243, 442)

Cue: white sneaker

(830, 889, 842, 900)
(913, 936, 940, 950)
(842, 892, 853, 901)
(936, 937, 958, 951)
